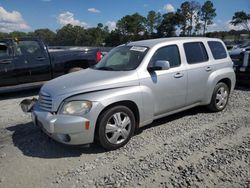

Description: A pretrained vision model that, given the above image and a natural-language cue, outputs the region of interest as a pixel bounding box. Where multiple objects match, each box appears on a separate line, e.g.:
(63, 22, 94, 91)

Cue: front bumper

(32, 108, 95, 145)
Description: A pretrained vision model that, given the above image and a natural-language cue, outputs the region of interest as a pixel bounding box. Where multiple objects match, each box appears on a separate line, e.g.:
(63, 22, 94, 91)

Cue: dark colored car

(229, 43, 250, 85)
(0, 38, 107, 93)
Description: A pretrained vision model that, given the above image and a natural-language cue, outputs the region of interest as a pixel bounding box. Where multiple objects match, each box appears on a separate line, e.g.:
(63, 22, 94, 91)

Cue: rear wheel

(208, 82, 229, 112)
(97, 106, 135, 150)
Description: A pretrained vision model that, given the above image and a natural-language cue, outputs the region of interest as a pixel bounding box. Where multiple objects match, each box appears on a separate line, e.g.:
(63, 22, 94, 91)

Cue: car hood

(229, 47, 245, 56)
(41, 68, 139, 98)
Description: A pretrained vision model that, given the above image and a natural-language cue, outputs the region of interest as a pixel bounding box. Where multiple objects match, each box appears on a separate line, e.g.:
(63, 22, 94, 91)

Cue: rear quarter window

(184, 42, 208, 64)
(208, 41, 227, 60)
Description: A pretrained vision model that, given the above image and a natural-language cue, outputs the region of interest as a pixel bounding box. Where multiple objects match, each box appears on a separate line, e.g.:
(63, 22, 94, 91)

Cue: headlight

(61, 101, 92, 115)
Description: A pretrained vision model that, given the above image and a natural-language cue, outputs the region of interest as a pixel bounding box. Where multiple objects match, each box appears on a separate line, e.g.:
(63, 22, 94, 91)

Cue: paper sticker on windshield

(130, 46, 147, 52)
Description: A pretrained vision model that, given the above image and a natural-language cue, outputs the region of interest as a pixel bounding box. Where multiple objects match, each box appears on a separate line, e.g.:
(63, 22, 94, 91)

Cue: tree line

(0, 0, 249, 47)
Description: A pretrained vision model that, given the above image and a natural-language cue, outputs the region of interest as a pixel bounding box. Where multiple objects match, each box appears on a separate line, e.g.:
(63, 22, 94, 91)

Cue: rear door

(184, 41, 214, 105)
(0, 42, 17, 87)
(13, 39, 51, 84)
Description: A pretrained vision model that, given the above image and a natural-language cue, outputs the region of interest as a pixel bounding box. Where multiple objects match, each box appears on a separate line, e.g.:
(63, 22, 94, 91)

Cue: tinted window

(150, 45, 181, 68)
(208, 41, 227, 59)
(15, 41, 43, 57)
(0, 43, 10, 58)
(184, 42, 208, 64)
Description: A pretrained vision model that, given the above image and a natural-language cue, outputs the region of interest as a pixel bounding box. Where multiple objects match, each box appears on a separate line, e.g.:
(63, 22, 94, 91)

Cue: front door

(140, 45, 187, 116)
(0, 42, 17, 87)
(13, 39, 51, 84)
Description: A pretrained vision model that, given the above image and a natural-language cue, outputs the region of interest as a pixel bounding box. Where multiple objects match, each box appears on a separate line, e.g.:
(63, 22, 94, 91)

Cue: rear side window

(208, 41, 227, 59)
(184, 42, 208, 64)
(150, 45, 181, 68)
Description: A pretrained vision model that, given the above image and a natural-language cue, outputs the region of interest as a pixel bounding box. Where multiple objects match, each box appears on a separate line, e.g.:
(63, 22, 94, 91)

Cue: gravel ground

(0, 87, 250, 188)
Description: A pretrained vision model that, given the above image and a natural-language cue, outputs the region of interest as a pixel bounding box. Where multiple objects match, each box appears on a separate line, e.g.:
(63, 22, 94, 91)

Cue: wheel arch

(64, 60, 92, 73)
(94, 100, 140, 139)
(216, 78, 232, 92)
(205, 68, 235, 104)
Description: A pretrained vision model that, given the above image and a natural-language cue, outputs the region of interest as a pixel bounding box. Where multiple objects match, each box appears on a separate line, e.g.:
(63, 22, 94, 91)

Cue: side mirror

(148, 60, 170, 72)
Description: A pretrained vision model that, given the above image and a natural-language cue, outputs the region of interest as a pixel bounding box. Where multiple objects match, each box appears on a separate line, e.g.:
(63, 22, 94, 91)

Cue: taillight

(96, 51, 102, 62)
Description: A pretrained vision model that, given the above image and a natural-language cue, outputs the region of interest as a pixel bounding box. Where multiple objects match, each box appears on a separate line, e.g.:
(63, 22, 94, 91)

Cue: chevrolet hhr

(21, 37, 236, 150)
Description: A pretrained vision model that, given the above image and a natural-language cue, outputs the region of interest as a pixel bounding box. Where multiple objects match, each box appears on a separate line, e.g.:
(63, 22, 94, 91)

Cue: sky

(0, 0, 249, 33)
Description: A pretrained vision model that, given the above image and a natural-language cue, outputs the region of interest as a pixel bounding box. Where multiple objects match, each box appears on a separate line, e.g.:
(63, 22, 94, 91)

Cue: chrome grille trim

(38, 92, 52, 112)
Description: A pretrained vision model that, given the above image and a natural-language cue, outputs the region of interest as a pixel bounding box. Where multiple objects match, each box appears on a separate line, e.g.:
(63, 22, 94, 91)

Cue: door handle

(36, 57, 46, 61)
(0, 59, 12, 64)
(174, 72, 184, 78)
(205, 66, 212, 72)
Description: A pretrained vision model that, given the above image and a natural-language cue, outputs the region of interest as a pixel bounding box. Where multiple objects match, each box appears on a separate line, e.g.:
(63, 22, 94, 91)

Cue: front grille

(38, 92, 52, 112)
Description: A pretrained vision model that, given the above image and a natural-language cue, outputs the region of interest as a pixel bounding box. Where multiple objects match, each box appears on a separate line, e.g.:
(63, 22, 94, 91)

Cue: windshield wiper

(96, 67, 114, 71)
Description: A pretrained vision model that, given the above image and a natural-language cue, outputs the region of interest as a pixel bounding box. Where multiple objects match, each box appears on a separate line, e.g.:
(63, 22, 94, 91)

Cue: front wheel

(207, 82, 229, 112)
(97, 106, 135, 150)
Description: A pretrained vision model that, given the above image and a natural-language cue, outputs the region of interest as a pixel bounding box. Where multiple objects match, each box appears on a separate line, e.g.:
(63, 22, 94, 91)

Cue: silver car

(22, 37, 236, 150)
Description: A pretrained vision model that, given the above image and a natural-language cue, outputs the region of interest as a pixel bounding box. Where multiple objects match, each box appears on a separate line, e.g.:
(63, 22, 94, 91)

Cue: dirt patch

(0, 88, 249, 188)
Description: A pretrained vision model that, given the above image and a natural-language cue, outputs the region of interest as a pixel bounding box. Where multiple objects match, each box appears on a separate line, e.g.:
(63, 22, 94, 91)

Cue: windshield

(92, 45, 149, 71)
(240, 40, 250, 48)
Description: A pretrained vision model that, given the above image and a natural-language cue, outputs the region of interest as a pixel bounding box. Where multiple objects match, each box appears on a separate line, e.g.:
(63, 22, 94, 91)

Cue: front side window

(0, 43, 10, 59)
(184, 42, 208, 64)
(15, 40, 43, 57)
(93, 45, 149, 71)
(208, 41, 227, 60)
(149, 45, 181, 68)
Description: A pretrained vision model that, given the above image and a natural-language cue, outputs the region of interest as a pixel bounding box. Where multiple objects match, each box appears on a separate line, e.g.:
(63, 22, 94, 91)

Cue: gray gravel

(0, 87, 249, 188)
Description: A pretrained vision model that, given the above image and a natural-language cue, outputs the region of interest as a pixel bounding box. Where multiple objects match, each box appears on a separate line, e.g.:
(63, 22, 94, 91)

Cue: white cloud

(57, 11, 88, 28)
(88, 8, 101, 13)
(207, 20, 248, 32)
(105, 21, 116, 31)
(163, 4, 175, 13)
(0, 6, 30, 32)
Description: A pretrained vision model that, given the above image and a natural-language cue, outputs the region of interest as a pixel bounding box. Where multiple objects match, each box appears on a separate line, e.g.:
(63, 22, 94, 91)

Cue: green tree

(176, 2, 189, 36)
(200, 1, 216, 35)
(31, 28, 56, 45)
(157, 13, 178, 37)
(86, 25, 109, 46)
(0, 32, 9, 40)
(9, 31, 27, 38)
(231, 11, 250, 32)
(146, 11, 161, 37)
(55, 24, 87, 46)
(105, 29, 121, 46)
(116, 13, 146, 41)
(187, 1, 201, 36)
(177, 1, 201, 36)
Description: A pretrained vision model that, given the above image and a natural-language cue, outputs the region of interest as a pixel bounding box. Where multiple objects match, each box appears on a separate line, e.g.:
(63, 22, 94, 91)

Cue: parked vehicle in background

(0, 38, 108, 93)
(21, 37, 235, 150)
(229, 40, 250, 84)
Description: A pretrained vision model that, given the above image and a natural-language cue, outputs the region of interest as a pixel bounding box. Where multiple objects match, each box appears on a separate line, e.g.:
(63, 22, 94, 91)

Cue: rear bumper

(32, 108, 95, 145)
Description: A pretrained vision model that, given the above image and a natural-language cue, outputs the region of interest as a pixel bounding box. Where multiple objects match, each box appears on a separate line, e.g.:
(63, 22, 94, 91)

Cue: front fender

(67, 86, 145, 125)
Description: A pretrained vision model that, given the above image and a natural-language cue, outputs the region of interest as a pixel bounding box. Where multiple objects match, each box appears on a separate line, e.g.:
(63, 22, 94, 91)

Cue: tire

(207, 82, 229, 112)
(68, 67, 83, 73)
(97, 106, 136, 150)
